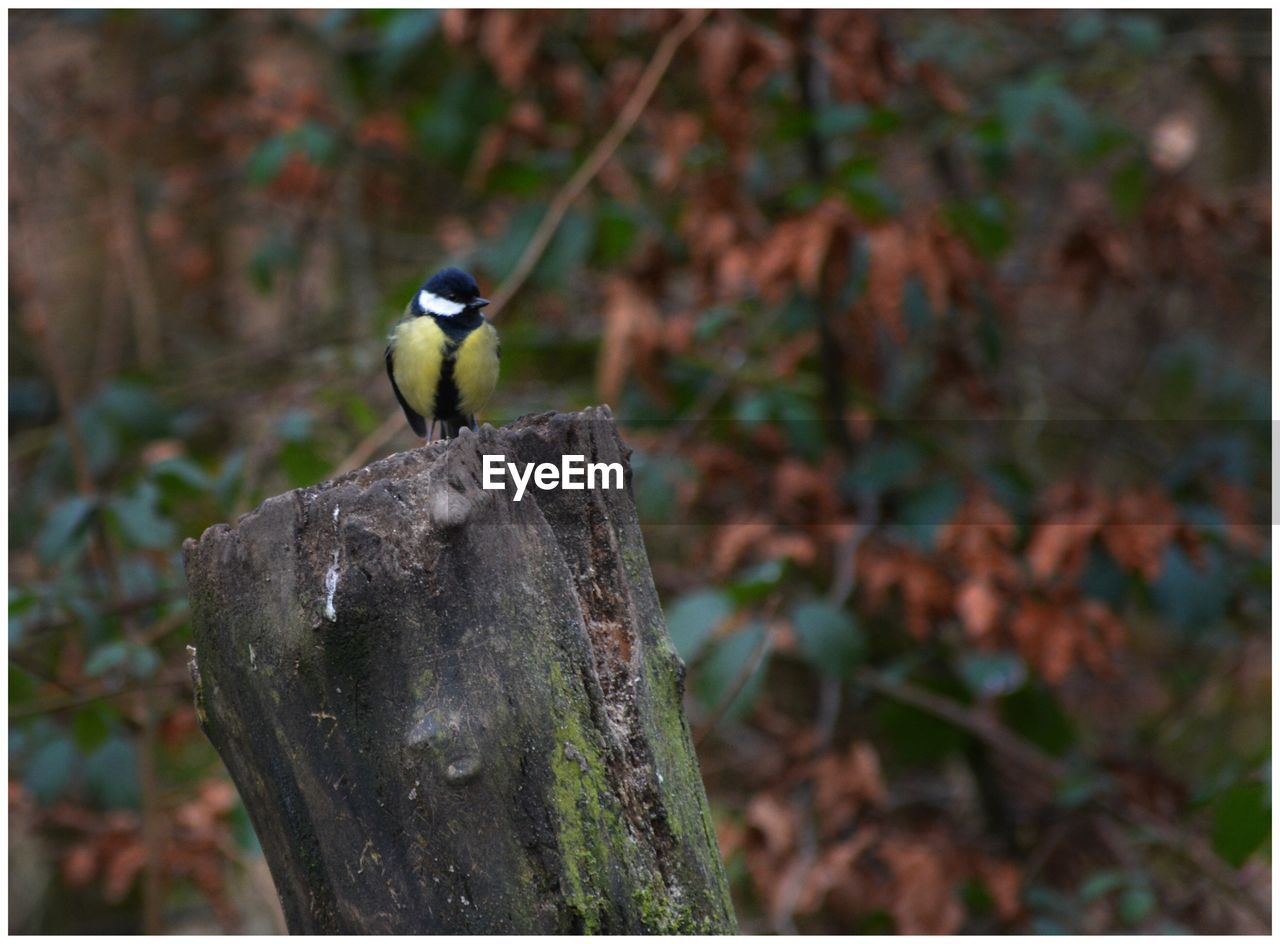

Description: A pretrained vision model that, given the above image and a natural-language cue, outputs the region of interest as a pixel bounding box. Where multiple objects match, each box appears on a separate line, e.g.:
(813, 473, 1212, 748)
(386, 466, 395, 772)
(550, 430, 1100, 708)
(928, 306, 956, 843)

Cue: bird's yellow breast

(454, 322, 500, 416)
(391, 316, 499, 420)
(391, 316, 447, 418)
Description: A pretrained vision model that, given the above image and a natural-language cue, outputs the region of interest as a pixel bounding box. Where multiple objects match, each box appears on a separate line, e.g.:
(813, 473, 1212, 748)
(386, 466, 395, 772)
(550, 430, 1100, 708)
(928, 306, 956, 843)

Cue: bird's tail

(439, 415, 475, 440)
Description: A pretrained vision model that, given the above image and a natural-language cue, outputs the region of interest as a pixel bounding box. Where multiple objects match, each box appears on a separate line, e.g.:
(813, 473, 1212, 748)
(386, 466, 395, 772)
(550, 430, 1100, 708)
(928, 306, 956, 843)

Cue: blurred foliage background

(8, 9, 1271, 934)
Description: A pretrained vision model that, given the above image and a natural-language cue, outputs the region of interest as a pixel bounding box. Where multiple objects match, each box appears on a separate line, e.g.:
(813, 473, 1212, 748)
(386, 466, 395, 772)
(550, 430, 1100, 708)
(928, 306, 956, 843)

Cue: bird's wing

(385, 342, 427, 437)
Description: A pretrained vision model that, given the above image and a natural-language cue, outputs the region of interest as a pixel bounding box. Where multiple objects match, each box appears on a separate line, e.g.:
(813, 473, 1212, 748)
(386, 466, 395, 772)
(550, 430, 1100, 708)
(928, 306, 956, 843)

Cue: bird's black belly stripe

(434, 349, 462, 420)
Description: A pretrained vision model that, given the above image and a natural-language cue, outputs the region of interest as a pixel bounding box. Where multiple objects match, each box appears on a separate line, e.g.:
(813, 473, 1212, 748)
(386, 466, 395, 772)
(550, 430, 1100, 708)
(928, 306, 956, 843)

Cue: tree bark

(182, 407, 737, 934)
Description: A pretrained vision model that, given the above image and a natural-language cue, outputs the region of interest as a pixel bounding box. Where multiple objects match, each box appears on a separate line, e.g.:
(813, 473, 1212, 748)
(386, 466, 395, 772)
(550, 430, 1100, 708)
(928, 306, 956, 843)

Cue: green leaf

(815, 104, 870, 137)
(790, 600, 865, 677)
(279, 440, 331, 489)
(1048, 87, 1095, 155)
(87, 641, 162, 680)
(958, 651, 1026, 698)
(727, 559, 785, 605)
(734, 391, 772, 426)
(9, 587, 38, 644)
(484, 204, 542, 276)
(944, 196, 1012, 258)
(1001, 682, 1075, 756)
(1078, 869, 1127, 902)
(1211, 781, 1270, 867)
(72, 705, 115, 751)
(1055, 766, 1112, 809)
(1118, 885, 1156, 926)
(902, 278, 932, 332)
(695, 622, 768, 722)
(10, 665, 38, 706)
(665, 589, 732, 663)
(129, 646, 162, 679)
(276, 409, 314, 443)
(295, 121, 337, 165)
(246, 135, 291, 186)
(1152, 544, 1230, 634)
(231, 797, 263, 853)
(85, 736, 140, 809)
(846, 441, 926, 494)
(249, 231, 301, 291)
(867, 107, 901, 133)
(1080, 542, 1128, 608)
(877, 696, 971, 765)
(37, 495, 98, 564)
(85, 642, 131, 677)
(92, 382, 172, 440)
(631, 451, 692, 524)
(25, 737, 77, 803)
(1109, 159, 1149, 219)
(1116, 15, 1163, 55)
(378, 9, 440, 78)
(150, 456, 213, 495)
(896, 479, 962, 548)
(537, 211, 595, 285)
(842, 162, 901, 220)
(215, 451, 246, 512)
(594, 204, 640, 265)
(1066, 11, 1107, 48)
(107, 482, 177, 549)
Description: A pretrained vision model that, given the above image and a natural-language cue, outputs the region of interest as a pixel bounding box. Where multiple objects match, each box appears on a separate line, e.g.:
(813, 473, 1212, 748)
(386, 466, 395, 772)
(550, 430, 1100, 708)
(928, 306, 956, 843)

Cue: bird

(385, 267, 500, 441)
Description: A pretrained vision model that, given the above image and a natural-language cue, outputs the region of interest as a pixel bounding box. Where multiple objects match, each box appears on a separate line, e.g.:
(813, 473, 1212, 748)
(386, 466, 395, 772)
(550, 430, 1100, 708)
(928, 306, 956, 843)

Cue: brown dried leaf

(697, 18, 745, 101)
(440, 9, 473, 44)
(772, 458, 839, 526)
(858, 544, 953, 639)
(746, 792, 797, 859)
(103, 841, 147, 902)
(1101, 489, 1178, 579)
(1215, 481, 1264, 551)
(977, 858, 1023, 922)
(356, 112, 411, 152)
(917, 61, 968, 113)
(478, 11, 544, 89)
(597, 277, 661, 404)
(882, 842, 964, 934)
(62, 844, 98, 887)
(812, 741, 886, 836)
(864, 223, 910, 340)
(655, 112, 702, 191)
(956, 578, 1002, 639)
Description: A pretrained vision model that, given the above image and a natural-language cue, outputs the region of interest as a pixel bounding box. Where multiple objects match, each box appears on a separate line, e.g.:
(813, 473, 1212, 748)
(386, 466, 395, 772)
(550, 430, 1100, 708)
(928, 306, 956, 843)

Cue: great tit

(385, 267, 500, 441)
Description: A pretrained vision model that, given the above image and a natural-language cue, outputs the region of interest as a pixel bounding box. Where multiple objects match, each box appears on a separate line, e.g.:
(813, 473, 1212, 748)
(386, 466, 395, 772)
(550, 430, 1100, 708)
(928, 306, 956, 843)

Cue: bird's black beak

(473, 297, 490, 308)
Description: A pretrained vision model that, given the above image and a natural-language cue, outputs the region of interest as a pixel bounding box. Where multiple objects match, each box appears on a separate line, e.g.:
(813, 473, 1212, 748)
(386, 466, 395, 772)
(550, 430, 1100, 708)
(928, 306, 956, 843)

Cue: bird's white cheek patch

(419, 290, 465, 316)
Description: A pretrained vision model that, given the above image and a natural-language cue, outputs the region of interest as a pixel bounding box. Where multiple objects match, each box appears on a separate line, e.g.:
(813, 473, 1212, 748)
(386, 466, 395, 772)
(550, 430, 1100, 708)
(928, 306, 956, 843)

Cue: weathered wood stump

(183, 408, 737, 934)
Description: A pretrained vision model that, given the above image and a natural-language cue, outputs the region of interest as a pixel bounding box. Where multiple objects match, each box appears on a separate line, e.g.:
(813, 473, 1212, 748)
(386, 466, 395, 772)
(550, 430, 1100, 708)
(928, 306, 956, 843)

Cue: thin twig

(486, 9, 709, 318)
(16, 591, 179, 641)
(853, 666, 1271, 929)
(695, 597, 781, 746)
(853, 667, 1067, 778)
(326, 10, 708, 479)
(107, 156, 163, 370)
(330, 410, 406, 479)
(9, 679, 188, 720)
(14, 191, 166, 934)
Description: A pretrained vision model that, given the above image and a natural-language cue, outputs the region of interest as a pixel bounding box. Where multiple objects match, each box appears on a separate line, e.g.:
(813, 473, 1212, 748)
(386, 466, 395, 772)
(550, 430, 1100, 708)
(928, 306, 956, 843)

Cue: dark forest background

(8, 9, 1271, 933)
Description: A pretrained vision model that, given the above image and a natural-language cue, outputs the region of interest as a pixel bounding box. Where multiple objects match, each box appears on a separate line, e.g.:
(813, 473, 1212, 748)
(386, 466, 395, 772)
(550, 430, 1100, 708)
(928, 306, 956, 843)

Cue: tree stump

(182, 408, 737, 934)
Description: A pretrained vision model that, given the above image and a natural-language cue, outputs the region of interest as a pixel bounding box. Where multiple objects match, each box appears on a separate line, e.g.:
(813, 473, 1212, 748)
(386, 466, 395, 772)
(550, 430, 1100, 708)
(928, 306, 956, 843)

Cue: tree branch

(852, 666, 1270, 930)
(329, 11, 708, 478)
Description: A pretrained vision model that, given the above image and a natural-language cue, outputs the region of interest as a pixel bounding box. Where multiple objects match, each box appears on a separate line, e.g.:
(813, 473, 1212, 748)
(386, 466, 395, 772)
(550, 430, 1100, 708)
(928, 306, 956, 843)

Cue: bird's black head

(413, 267, 489, 317)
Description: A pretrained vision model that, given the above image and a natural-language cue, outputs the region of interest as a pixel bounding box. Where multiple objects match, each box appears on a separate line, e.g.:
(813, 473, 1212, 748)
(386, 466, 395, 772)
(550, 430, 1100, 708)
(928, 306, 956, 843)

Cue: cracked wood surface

(182, 408, 737, 933)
